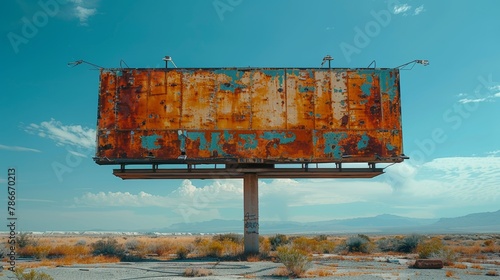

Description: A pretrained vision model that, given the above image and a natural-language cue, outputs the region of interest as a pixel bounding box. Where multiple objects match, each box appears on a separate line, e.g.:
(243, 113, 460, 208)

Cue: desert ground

(1, 233, 499, 279)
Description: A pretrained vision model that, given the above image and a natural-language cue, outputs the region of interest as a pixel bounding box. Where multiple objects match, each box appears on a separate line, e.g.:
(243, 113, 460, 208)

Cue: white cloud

(66, 0, 98, 26)
(387, 157, 500, 204)
(458, 97, 488, 104)
(74, 179, 243, 223)
(393, 4, 411, 15)
(414, 5, 425, 15)
(393, 4, 425, 16)
(487, 150, 500, 157)
(74, 6, 96, 26)
(494, 92, 500, 98)
(75, 179, 242, 209)
(489, 85, 500, 91)
(0, 144, 41, 153)
(25, 119, 96, 149)
(74, 157, 500, 223)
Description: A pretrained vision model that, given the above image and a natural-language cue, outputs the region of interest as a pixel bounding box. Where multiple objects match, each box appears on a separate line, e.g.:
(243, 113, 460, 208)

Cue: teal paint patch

(386, 143, 395, 151)
(209, 132, 225, 156)
(323, 132, 348, 159)
(262, 69, 284, 85)
(224, 130, 233, 141)
(357, 133, 370, 150)
(187, 132, 208, 150)
(240, 134, 258, 150)
(313, 131, 318, 146)
(361, 82, 372, 96)
(261, 131, 296, 144)
(359, 99, 369, 105)
(215, 69, 242, 92)
(116, 71, 122, 77)
(286, 69, 300, 78)
(298, 85, 315, 93)
(357, 69, 376, 78)
(340, 100, 346, 106)
(379, 70, 397, 101)
(141, 135, 160, 150)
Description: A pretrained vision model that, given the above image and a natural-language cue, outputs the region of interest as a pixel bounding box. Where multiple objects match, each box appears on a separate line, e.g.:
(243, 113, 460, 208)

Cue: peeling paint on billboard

(95, 68, 403, 164)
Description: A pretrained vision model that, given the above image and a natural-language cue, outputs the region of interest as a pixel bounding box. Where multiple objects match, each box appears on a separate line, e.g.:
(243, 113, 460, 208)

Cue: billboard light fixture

(163, 55, 178, 68)
(397, 59, 429, 70)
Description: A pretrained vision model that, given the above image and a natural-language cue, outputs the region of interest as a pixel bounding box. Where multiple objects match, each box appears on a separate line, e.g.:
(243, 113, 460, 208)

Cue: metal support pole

(243, 173, 259, 255)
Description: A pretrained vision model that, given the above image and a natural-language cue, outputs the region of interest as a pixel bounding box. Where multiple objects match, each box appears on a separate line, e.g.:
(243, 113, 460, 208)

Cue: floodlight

(162, 55, 178, 68)
(396, 59, 430, 70)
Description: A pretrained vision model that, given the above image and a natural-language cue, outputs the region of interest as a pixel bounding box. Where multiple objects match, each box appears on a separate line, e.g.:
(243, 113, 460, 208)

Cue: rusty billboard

(95, 68, 403, 165)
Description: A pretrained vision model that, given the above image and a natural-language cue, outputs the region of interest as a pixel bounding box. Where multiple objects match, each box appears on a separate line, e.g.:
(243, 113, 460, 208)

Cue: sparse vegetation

(14, 267, 53, 280)
(1, 232, 499, 279)
(183, 267, 213, 277)
(276, 246, 312, 277)
(486, 270, 499, 276)
(417, 237, 444, 259)
(398, 234, 423, 253)
(91, 238, 125, 258)
(269, 234, 289, 251)
(16, 232, 35, 249)
(176, 246, 190, 259)
(342, 234, 373, 253)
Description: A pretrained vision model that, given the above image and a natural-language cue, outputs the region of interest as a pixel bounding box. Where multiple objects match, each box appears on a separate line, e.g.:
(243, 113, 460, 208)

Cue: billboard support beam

(243, 173, 259, 255)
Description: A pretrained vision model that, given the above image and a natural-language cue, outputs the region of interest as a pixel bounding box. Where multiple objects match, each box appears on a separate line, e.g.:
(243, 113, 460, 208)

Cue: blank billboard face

(95, 68, 403, 165)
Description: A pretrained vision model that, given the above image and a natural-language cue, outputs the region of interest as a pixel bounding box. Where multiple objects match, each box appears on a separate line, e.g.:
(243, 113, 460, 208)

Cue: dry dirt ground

(2, 255, 499, 279)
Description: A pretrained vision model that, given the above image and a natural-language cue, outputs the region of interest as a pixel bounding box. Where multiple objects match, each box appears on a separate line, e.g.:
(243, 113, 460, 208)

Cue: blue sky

(1, 0, 499, 231)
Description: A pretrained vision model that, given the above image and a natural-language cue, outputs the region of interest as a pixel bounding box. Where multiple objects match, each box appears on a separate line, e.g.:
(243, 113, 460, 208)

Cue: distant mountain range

(157, 210, 500, 234)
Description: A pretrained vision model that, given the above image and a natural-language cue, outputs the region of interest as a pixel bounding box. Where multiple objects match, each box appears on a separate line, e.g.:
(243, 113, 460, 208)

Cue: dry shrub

(453, 245, 482, 256)
(18, 244, 51, 259)
(273, 267, 290, 277)
(292, 237, 320, 254)
(269, 234, 288, 251)
(246, 254, 261, 262)
(445, 270, 455, 277)
(48, 244, 89, 258)
(259, 236, 271, 256)
(276, 246, 312, 277)
(183, 267, 213, 277)
(148, 240, 174, 256)
(342, 235, 373, 253)
(451, 263, 467, 269)
(14, 267, 53, 280)
(290, 236, 336, 254)
(213, 233, 242, 244)
(176, 246, 190, 259)
(194, 238, 242, 258)
(486, 270, 499, 276)
(417, 237, 442, 258)
(306, 268, 336, 277)
(91, 238, 125, 258)
(471, 264, 483, 270)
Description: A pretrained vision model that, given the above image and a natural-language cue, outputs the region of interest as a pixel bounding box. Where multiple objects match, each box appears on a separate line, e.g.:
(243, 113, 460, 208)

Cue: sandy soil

(2, 256, 499, 279)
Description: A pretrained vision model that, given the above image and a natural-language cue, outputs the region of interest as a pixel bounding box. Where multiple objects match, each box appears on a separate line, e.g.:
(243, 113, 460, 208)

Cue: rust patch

(96, 68, 403, 164)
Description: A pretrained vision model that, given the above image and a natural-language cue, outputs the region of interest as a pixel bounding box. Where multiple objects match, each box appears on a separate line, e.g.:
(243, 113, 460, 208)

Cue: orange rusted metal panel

(95, 68, 404, 165)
